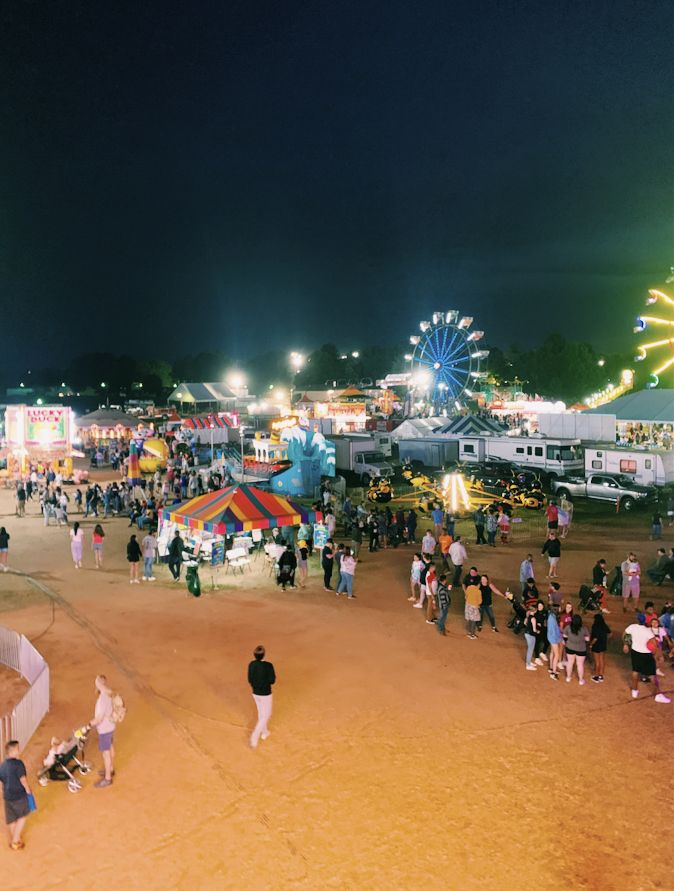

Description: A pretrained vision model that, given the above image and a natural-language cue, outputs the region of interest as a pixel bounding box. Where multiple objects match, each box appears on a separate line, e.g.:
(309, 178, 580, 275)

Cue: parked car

(551, 473, 656, 511)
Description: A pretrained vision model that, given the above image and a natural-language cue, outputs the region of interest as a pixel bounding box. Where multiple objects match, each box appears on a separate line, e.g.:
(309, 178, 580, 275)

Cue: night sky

(2, 0, 673, 374)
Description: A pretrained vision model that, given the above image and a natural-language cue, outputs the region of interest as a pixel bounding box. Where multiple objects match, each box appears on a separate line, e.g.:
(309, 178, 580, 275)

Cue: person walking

(519, 553, 535, 595)
(0, 527, 10, 572)
(89, 675, 117, 787)
(435, 574, 452, 635)
(126, 534, 141, 584)
(406, 509, 417, 544)
(336, 546, 357, 598)
(523, 605, 539, 671)
(473, 506, 486, 545)
(448, 535, 467, 587)
(350, 519, 363, 559)
(545, 500, 559, 532)
(563, 614, 590, 685)
(464, 577, 482, 639)
(542, 532, 561, 578)
(277, 545, 297, 590)
(431, 503, 444, 542)
(141, 529, 157, 581)
(486, 510, 498, 548)
(421, 529, 436, 557)
(409, 552, 424, 603)
(15, 484, 26, 518)
(248, 645, 276, 748)
(650, 511, 663, 540)
(69, 521, 84, 569)
(438, 527, 452, 571)
(497, 509, 510, 544)
(0, 739, 33, 850)
(590, 613, 611, 683)
(546, 607, 563, 680)
(322, 538, 335, 591)
(621, 552, 641, 613)
(296, 539, 309, 588)
(92, 524, 105, 569)
(168, 530, 184, 581)
(623, 621, 671, 702)
(476, 574, 506, 632)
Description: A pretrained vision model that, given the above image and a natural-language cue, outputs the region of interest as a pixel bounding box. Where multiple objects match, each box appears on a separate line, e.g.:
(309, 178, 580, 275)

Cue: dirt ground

(0, 486, 672, 891)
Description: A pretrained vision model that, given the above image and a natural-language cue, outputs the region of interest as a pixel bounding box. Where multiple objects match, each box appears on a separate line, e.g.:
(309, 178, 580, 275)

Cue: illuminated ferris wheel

(633, 288, 674, 387)
(407, 310, 489, 408)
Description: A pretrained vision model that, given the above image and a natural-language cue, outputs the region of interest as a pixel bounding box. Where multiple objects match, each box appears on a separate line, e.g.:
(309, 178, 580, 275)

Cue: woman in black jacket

(127, 534, 142, 584)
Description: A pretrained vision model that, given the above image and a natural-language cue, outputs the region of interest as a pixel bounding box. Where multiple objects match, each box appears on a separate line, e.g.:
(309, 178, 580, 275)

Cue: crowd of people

(402, 508, 673, 702)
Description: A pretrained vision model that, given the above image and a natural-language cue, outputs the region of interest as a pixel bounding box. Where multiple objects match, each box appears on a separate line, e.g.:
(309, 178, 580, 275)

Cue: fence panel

(11, 666, 50, 751)
(0, 626, 21, 673)
(0, 625, 50, 753)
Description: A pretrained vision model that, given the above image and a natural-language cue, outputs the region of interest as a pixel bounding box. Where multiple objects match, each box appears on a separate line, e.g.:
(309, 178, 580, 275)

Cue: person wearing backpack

(435, 574, 452, 636)
(89, 675, 124, 788)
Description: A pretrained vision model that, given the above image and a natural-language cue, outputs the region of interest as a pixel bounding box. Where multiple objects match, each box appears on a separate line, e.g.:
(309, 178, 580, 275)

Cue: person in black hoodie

(277, 545, 297, 590)
(168, 530, 184, 581)
(126, 534, 142, 584)
(542, 532, 561, 579)
(248, 645, 276, 749)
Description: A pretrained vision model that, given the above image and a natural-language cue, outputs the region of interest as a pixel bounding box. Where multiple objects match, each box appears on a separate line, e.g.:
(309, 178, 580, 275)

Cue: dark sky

(2, 0, 673, 374)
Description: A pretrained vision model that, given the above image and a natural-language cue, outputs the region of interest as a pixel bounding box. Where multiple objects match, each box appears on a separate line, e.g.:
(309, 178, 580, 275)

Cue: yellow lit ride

(367, 478, 393, 503)
(138, 438, 169, 474)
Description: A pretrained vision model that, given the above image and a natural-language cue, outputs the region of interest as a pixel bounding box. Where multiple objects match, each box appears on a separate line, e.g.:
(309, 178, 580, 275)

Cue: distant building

(168, 382, 243, 414)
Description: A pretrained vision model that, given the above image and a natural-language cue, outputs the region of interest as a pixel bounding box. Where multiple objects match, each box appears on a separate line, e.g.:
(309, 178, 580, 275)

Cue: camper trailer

(458, 435, 583, 477)
(398, 437, 459, 469)
(584, 446, 674, 487)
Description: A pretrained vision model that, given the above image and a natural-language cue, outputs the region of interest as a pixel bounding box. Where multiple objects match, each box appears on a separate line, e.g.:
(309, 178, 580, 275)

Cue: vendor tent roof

(75, 408, 137, 429)
(390, 418, 445, 440)
(584, 389, 674, 423)
(160, 484, 322, 534)
(435, 415, 505, 436)
(168, 382, 236, 404)
(339, 386, 367, 399)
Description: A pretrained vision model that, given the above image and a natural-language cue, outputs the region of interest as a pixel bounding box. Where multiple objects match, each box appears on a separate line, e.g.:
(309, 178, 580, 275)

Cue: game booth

(158, 484, 323, 587)
(1, 404, 87, 483)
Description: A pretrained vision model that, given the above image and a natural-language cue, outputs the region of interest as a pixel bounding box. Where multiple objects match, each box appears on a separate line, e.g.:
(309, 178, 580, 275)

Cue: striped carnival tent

(182, 415, 233, 429)
(160, 484, 322, 534)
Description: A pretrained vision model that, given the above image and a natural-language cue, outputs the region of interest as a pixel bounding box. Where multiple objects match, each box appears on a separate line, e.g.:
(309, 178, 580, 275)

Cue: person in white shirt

(623, 622, 670, 703)
(448, 536, 468, 587)
(421, 531, 436, 557)
(621, 553, 641, 612)
(89, 675, 118, 787)
(336, 548, 357, 598)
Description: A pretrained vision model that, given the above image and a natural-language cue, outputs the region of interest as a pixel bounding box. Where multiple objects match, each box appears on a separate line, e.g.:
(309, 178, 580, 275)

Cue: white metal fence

(0, 625, 50, 754)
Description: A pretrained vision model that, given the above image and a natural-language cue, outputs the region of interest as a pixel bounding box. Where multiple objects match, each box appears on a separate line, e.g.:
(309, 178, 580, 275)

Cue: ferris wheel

(407, 310, 489, 408)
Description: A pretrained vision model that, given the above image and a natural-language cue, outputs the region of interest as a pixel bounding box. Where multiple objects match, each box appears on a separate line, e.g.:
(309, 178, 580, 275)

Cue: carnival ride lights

(634, 289, 674, 387)
(408, 310, 488, 407)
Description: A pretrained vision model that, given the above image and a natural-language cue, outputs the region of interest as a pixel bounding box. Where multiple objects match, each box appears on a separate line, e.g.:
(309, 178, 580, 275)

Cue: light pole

(239, 423, 246, 482)
(289, 352, 304, 407)
(209, 422, 214, 466)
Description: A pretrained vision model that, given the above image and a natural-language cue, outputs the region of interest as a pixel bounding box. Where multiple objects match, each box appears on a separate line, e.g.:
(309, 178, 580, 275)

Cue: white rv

(458, 435, 583, 477)
(584, 446, 674, 487)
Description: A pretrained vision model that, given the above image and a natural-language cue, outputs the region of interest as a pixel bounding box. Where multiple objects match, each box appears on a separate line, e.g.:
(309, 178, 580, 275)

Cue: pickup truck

(551, 473, 656, 511)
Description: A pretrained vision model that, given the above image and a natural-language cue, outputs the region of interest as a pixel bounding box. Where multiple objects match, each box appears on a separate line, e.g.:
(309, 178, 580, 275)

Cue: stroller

(609, 565, 623, 596)
(578, 584, 602, 614)
(506, 593, 526, 635)
(38, 725, 92, 793)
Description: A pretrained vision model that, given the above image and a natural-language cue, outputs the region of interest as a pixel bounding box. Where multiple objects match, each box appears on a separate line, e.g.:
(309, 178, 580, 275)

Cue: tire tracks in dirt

(18, 570, 310, 878)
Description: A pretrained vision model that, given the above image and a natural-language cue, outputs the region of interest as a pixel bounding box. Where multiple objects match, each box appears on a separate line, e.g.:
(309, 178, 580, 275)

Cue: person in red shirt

(546, 501, 559, 531)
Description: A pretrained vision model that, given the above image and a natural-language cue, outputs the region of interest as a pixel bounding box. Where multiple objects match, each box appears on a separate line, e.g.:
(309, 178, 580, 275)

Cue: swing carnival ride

(407, 311, 489, 413)
(365, 463, 544, 512)
(633, 288, 674, 388)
